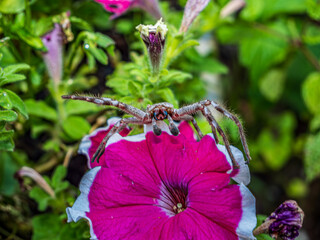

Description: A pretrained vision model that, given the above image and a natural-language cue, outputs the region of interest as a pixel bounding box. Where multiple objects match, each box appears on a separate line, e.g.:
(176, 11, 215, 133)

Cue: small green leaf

(0, 152, 19, 195)
(0, 74, 26, 86)
(70, 16, 93, 31)
(307, 0, 320, 20)
(128, 81, 142, 98)
(0, 0, 25, 14)
(29, 187, 51, 211)
(259, 69, 286, 102)
(51, 165, 66, 189)
(25, 99, 57, 121)
(4, 89, 28, 119)
(302, 72, 320, 114)
(305, 132, 320, 181)
(3, 63, 30, 75)
(0, 138, 14, 151)
(156, 88, 179, 108)
(32, 214, 61, 240)
(62, 116, 91, 140)
(65, 99, 101, 115)
(85, 42, 108, 65)
(95, 32, 114, 48)
(0, 110, 18, 121)
(0, 130, 14, 141)
(0, 90, 13, 109)
(15, 28, 47, 51)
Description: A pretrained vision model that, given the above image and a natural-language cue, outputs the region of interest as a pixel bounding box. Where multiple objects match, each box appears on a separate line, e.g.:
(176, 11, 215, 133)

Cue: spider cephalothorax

(62, 95, 251, 169)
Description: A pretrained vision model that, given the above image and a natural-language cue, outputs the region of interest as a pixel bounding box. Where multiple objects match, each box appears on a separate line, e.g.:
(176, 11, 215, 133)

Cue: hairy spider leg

(202, 107, 240, 169)
(175, 100, 251, 164)
(175, 115, 204, 139)
(92, 117, 144, 163)
(152, 118, 162, 136)
(61, 95, 147, 120)
(210, 100, 251, 163)
(167, 115, 179, 136)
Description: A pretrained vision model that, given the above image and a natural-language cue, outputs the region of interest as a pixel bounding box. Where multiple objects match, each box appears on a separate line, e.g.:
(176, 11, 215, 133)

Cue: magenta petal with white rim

(69, 121, 256, 240)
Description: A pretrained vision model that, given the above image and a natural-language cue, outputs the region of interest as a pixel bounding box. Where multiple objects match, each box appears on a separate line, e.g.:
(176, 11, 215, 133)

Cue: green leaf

(4, 89, 28, 119)
(307, 0, 320, 20)
(156, 88, 179, 108)
(95, 32, 114, 48)
(29, 187, 51, 211)
(3, 63, 30, 75)
(259, 69, 286, 102)
(32, 214, 61, 240)
(65, 100, 101, 115)
(51, 165, 66, 189)
(302, 72, 320, 114)
(70, 16, 93, 31)
(0, 152, 19, 195)
(0, 130, 14, 141)
(0, 110, 18, 121)
(0, 74, 26, 86)
(85, 42, 108, 65)
(15, 28, 47, 51)
(0, 138, 14, 151)
(128, 81, 142, 98)
(25, 99, 57, 121)
(287, 178, 308, 198)
(305, 132, 320, 181)
(0, 0, 25, 14)
(62, 116, 91, 140)
(0, 90, 13, 109)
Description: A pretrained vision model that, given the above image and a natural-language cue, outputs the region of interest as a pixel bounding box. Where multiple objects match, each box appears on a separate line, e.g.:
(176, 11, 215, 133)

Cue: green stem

(24, 0, 31, 30)
(300, 46, 320, 71)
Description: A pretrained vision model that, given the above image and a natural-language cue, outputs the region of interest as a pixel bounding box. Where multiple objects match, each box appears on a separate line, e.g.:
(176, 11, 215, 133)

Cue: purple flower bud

(41, 23, 65, 85)
(253, 200, 304, 240)
(136, 19, 168, 74)
(179, 0, 210, 33)
(268, 200, 304, 240)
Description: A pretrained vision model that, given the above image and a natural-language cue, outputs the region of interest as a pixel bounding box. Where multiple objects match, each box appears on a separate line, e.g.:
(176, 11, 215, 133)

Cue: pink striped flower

(67, 118, 256, 239)
(94, 0, 161, 19)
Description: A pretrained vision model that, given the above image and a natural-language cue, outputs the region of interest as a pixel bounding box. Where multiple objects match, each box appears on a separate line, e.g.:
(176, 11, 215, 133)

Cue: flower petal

(159, 209, 239, 239)
(78, 117, 131, 169)
(94, 0, 133, 19)
(66, 166, 100, 239)
(237, 183, 257, 240)
(217, 144, 251, 185)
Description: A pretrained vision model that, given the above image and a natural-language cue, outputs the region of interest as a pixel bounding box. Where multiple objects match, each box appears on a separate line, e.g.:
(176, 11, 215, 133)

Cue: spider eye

(154, 112, 158, 120)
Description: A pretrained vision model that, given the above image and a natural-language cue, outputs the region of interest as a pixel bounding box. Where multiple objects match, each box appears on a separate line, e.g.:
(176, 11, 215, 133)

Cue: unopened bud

(136, 18, 167, 74)
(253, 200, 304, 240)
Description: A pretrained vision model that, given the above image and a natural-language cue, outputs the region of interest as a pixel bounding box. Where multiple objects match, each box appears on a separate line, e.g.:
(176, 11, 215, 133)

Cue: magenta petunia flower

(94, 0, 161, 19)
(67, 118, 256, 239)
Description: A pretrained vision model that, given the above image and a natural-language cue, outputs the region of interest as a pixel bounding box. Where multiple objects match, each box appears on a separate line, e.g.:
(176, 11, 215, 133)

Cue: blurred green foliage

(0, 0, 320, 239)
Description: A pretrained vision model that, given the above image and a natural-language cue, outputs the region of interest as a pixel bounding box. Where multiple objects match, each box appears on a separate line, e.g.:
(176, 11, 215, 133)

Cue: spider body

(62, 95, 251, 168)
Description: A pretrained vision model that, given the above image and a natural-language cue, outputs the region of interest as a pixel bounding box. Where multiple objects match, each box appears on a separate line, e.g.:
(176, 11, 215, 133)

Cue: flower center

(157, 182, 189, 217)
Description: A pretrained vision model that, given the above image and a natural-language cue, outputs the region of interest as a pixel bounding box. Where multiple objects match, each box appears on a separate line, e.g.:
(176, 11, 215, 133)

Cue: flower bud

(136, 18, 168, 74)
(253, 200, 304, 240)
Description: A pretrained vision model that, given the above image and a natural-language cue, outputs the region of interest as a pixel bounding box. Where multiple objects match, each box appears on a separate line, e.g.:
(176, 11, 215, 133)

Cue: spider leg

(209, 100, 251, 163)
(202, 107, 240, 169)
(174, 115, 204, 139)
(152, 118, 162, 136)
(92, 117, 143, 163)
(175, 100, 251, 163)
(167, 115, 179, 136)
(62, 95, 147, 120)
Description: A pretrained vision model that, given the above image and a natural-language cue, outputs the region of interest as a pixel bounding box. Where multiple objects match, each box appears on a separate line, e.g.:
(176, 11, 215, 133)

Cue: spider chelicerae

(62, 95, 251, 168)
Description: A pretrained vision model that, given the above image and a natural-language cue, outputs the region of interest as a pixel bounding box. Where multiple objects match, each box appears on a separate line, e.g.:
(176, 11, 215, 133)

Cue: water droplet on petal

(200, 172, 203, 175)
(110, 216, 114, 219)
(131, 181, 134, 185)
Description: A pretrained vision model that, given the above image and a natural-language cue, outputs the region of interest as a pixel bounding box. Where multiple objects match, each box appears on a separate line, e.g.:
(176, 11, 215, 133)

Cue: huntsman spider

(62, 95, 251, 168)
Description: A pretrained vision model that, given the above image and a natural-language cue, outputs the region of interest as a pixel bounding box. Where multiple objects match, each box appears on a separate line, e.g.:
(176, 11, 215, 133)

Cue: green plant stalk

(24, 0, 31, 30)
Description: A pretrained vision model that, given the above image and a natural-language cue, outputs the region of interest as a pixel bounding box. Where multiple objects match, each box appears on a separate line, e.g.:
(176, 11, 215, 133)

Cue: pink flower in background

(67, 119, 256, 239)
(41, 23, 64, 85)
(94, 0, 161, 19)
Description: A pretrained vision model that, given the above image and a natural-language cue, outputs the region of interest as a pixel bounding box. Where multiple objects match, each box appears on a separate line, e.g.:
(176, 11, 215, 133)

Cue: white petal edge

(78, 117, 122, 168)
(237, 183, 257, 240)
(66, 166, 101, 240)
(216, 142, 251, 185)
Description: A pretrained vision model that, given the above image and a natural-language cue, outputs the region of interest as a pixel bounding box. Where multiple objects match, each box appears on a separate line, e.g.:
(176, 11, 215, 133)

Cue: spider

(62, 95, 251, 168)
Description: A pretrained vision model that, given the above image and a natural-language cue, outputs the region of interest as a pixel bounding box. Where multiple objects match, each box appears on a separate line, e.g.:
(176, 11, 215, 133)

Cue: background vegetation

(0, 0, 319, 239)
